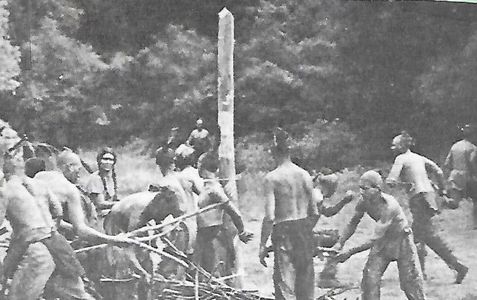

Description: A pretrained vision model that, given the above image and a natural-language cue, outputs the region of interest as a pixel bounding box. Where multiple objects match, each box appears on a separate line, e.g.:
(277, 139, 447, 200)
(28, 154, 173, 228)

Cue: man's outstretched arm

(259, 177, 275, 267)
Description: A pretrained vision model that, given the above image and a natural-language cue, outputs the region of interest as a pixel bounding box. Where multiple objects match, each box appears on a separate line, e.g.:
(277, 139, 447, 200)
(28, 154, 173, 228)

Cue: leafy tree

(0, 0, 20, 91)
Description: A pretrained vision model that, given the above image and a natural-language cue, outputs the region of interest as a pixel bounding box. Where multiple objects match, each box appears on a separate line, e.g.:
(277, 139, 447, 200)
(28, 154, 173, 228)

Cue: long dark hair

(96, 147, 118, 200)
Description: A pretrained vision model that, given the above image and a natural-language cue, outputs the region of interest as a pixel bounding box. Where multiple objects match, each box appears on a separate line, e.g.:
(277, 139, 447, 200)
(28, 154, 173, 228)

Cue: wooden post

(218, 7, 243, 287)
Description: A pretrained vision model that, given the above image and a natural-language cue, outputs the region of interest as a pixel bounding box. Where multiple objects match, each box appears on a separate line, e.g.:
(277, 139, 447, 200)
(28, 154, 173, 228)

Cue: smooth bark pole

(218, 7, 243, 288)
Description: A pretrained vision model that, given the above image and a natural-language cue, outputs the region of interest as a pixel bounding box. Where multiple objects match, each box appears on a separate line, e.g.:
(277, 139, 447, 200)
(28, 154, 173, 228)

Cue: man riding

(186, 118, 211, 163)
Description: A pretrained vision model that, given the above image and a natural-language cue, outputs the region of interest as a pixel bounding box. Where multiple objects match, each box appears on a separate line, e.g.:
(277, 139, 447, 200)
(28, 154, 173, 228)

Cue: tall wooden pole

(218, 7, 243, 287)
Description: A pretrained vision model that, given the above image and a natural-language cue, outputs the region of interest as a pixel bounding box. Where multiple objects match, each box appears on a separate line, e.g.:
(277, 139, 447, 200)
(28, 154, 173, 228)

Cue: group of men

(259, 127, 474, 300)
(0, 146, 129, 300)
(0, 117, 252, 300)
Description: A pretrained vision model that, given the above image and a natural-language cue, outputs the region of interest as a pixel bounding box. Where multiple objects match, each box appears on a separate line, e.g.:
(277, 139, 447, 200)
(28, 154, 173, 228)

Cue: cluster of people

(1, 118, 475, 300)
(0, 118, 255, 300)
(258, 127, 473, 300)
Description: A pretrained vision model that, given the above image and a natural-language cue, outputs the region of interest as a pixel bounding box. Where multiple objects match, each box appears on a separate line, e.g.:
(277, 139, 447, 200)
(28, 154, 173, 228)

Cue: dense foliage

(1, 0, 477, 164)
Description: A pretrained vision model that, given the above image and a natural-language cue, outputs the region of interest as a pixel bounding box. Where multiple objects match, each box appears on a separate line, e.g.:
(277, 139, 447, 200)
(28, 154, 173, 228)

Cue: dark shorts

(271, 218, 315, 300)
(194, 225, 234, 277)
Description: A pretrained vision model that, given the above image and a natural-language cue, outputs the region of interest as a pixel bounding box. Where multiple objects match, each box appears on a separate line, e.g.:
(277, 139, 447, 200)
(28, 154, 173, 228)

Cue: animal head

(145, 183, 187, 223)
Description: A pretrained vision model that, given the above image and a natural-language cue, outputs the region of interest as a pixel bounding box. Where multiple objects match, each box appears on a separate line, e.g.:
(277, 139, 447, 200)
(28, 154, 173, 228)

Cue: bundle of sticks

(156, 278, 270, 300)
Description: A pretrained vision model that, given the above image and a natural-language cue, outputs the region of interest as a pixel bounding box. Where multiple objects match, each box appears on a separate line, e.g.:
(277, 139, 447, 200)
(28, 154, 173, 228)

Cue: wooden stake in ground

(217, 7, 243, 288)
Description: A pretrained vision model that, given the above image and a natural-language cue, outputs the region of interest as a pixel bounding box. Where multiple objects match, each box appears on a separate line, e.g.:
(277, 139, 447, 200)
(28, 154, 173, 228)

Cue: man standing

(194, 151, 253, 281)
(386, 131, 468, 283)
(444, 124, 477, 228)
(334, 171, 426, 300)
(259, 128, 318, 300)
(0, 152, 88, 300)
(187, 118, 211, 161)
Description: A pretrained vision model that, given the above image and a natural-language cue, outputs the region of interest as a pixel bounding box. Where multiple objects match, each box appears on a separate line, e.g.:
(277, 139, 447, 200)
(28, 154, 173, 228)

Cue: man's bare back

(265, 161, 315, 224)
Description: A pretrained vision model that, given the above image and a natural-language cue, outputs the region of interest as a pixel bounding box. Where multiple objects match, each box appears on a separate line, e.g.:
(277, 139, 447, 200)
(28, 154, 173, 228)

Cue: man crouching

(334, 170, 426, 300)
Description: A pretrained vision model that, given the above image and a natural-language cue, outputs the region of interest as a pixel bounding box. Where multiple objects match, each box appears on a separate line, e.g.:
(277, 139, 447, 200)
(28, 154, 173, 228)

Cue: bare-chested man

(194, 151, 253, 281)
(444, 124, 477, 227)
(0, 152, 88, 300)
(31, 150, 130, 299)
(334, 171, 426, 300)
(259, 128, 318, 300)
(386, 131, 468, 284)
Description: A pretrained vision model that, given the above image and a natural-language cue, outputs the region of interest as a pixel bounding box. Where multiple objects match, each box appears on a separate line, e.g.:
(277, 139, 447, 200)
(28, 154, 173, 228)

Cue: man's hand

(332, 242, 343, 252)
(108, 233, 133, 246)
(259, 246, 270, 267)
(343, 190, 355, 203)
(334, 250, 352, 263)
(238, 230, 253, 243)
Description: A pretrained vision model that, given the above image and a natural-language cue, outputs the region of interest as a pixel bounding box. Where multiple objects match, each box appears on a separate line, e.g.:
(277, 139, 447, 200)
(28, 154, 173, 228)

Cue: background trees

(1, 0, 477, 166)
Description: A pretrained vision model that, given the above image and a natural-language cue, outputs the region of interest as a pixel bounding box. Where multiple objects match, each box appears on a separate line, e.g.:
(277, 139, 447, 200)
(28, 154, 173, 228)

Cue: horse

(102, 174, 192, 300)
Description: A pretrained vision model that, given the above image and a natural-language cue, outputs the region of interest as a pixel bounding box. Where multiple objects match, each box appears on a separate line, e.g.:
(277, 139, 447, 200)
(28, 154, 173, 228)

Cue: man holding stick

(259, 127, 318, 300)
(334, 170, 426, 300)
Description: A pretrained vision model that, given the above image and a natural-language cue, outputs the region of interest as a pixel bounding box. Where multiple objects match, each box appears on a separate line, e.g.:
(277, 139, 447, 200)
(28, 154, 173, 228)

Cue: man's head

(271, 127, 290, 159)
(316, 173, 339, 198)
(391, 131, 414, 154)
(174, 144, 195, 170)
(461, 124, 475, 141)
(35, 143, 58, 170)
(155, 146, 176, 173)
(57, 150, 83, 183)
(25, 158, 46, 178)
(3, 151, 25, 177)
(197, 151, 219, 179)
(97, 147, 116, 172)
(359, 170, 383, 201)
(196, 119, 204, 130)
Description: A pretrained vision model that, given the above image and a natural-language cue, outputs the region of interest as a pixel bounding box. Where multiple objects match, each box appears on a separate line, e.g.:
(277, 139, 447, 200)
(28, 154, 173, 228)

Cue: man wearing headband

(386, 131, 468, 284)
(444, 124, 477, 228)
(334, 171, 426, 300)
(259, 127, 318, 300)
(32, 150, 130, 299)
(85, 147, 118, 215)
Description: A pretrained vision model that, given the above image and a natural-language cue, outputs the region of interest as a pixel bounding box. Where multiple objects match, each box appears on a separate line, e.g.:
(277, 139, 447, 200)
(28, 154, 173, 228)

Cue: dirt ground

(240, 199, 477, 300)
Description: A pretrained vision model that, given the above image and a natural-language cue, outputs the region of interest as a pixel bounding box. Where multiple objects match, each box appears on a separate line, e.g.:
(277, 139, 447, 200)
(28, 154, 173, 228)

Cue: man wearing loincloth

(334, 171, 426, 300)
(386, 131, 468, 283)
(259, 127, 318, 300)
(194, 151, 252, 280)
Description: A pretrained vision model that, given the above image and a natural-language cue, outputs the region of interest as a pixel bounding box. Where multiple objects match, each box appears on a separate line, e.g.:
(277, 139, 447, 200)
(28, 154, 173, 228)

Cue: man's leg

(47, 274, 95, 300)
(361, 249, 390, 300)
(397, 234, 426, 300)
(9, 242, 55, 300)
(414, 211, 468, 283)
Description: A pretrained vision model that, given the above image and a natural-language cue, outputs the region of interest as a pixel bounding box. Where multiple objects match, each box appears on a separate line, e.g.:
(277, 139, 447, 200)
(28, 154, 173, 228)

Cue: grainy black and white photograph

(1, 0, 477, 299)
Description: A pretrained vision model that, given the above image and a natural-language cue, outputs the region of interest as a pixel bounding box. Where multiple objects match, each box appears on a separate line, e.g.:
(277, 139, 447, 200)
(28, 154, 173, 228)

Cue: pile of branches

(155, 279, 270, 300)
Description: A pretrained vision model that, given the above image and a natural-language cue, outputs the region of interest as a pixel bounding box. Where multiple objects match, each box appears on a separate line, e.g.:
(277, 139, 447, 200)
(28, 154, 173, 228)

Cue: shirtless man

(187, 119, 211, 162)
(194, 151, 253, 281)
(0, 152, 88, 300)
(334, 171, 426, 300)
(31, 150, 130, 298)
(444, 124, 477, 227)
(386, 131, 468, 283)
(259, 127, 318, 300)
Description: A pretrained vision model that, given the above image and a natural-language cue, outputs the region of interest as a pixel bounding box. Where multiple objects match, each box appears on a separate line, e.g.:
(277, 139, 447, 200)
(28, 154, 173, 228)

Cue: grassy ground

(80, 148, 477, 300)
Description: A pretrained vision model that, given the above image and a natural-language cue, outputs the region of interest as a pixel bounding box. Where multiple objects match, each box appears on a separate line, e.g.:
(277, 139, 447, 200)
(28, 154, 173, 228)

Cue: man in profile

(259, 127, 318, 300)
